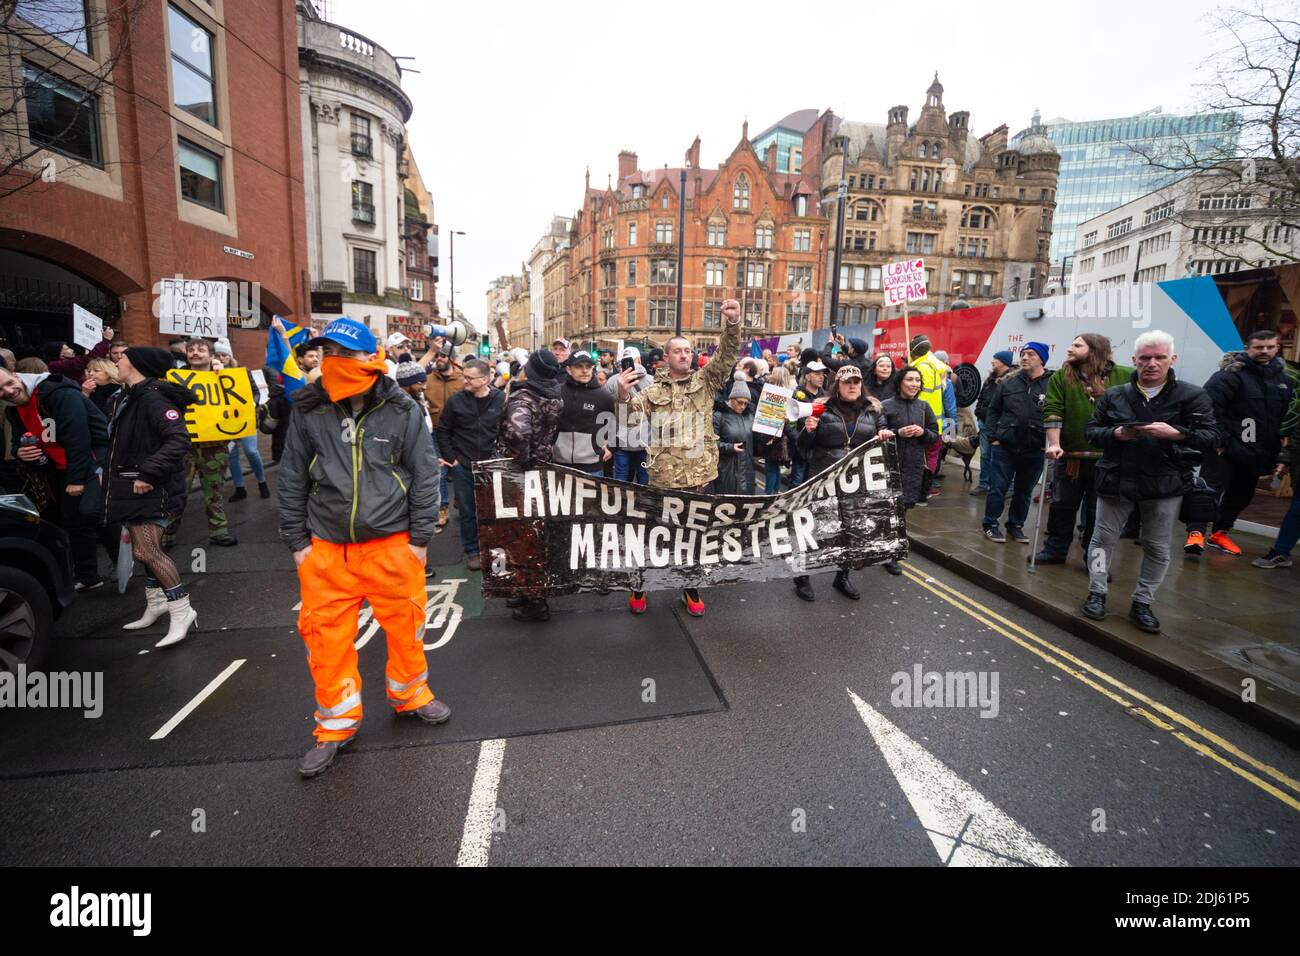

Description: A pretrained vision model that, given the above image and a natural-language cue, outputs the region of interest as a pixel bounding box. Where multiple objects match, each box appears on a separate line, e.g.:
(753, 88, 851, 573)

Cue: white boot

(155, 595, 197, 648)
(123, 587, 168, 630)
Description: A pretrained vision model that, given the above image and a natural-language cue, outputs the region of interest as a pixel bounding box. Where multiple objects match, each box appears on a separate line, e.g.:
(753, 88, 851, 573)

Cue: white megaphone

(786, 398, 826, 422)
(425, 318, 470, 347)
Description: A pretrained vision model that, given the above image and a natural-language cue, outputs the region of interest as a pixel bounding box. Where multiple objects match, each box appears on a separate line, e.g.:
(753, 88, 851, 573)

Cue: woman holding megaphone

(792, 365, 896, 601)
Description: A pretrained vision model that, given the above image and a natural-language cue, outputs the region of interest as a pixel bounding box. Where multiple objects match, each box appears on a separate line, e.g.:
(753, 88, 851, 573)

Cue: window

(626, 258, 637, 285)
(1106, 217, 1132, 240)
(353, 248, 377, 295)
(787, 265, 812, 291)
(351, 114, 372, 158)
(649, 299, 675, 328)
(1143, 199, 1174, 225)
(794, 195, 808, 216)
(655, 221, 673, 244)
(16, 0, 91, 54)
(1078, 256, 1095, 274)
(632, 184, 644, 199)
(1198, 192, 1251, 211)
(703, 301, 723, 328)
(793, 228, 811, 251)
(650, 258, 675, 284)
(909, 168, 919, 191)
(905, 232, 936, 254)
(961, 207, 994, 229)
(660, 192, 670, 209)
(351, 180, 374, 224)
(919, 142, 928, 159)
(21, 63, 101, 165)
(785, 302, 809, 332)
(599, 262, 616, 288)
(179, 138, 222, 210)
(746, 262, 765, 288)
(1138, 232, 1171, 255)
(790, 147, 802, 173)
(868, 266, 882, 291)
(1135, 264, 1168, 282)
(168, 4, 217, 126)
(744, 302, 764, 328)
(602, 227, 615, 250)
(705, 260, 726, 287)
(733, 174, 750, 210)
(755, 225, 773, 249)
(601, 300, 616, 327)
(410, 278, 423, 301)
(1082, 230, 1098, 248)
(628, 222, 637, 245)
(626, 298, 636, 326)
(973, 183, 989, 198)
(707, 221, 726, 246)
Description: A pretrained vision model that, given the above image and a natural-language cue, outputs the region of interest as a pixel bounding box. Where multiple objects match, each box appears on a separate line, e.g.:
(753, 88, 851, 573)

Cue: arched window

(961, 205, 996, 230)
(919, 142, 928, 158)
(733, 174, 750, 210)
(852, 200, 881, 222)
(932, 143, 941, 160)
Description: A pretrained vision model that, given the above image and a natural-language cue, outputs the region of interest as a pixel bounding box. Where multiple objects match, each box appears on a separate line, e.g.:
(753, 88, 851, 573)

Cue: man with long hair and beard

(1035, 334, 1132, 566)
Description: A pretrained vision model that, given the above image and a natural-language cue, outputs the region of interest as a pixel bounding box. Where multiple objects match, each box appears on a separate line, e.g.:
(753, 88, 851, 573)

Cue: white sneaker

(155, 595, 197, 648)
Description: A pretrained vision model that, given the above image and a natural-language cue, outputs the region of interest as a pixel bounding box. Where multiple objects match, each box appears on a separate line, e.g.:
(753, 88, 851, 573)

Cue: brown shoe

(403, 699, 451, 724)
(466, 553, 482, 571)
(435, 506, 449, 533)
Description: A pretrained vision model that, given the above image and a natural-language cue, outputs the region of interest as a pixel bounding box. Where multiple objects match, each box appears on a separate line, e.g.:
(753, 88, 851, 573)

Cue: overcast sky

(328, 0, 1247, 333)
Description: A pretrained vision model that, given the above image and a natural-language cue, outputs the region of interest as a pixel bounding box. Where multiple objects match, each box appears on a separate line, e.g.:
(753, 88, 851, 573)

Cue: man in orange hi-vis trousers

(278, 317, 449, 778)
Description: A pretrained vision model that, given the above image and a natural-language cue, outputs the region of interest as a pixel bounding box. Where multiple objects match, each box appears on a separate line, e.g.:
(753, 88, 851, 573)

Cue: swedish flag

(266, 318, 309, 393)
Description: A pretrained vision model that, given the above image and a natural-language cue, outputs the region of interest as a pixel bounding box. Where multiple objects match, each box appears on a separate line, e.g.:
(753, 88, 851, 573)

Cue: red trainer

(1184, 531, 1205, 555)
(1208, 531, 1242, 556)
(628, 591, 647, 614)
(682, 589, 705, 617)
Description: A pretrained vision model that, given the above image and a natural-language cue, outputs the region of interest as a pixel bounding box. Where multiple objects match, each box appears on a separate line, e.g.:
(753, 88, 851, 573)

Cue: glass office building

(751, 109, 819, 174)
(1013, 108, 1239, 265)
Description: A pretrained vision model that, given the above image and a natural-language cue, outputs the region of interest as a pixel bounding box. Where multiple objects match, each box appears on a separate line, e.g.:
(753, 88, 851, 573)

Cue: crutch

(1027, 455, 1051, 575)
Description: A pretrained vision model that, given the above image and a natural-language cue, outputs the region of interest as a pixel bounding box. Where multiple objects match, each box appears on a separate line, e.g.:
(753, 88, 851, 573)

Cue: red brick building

(566, 125, 829, 351)
(0, 0, 309, 362)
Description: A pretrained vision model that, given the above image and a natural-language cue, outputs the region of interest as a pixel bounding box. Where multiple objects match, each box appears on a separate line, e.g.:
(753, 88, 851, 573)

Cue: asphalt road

(1, 459, 1297, 866)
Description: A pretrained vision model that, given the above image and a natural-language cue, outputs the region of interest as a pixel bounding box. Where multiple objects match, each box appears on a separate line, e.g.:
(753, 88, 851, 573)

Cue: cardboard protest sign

(884, 258, 927, 307)
(753, 383, 792, 437)
(158, 278, 228, 338)
(165, 368, 256, 442)
(72, 304, 103, 350)
(474, 438, 906, 598)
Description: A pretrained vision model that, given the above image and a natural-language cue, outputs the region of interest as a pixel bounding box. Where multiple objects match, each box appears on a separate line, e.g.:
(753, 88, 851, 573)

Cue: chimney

(765, 144, 777, 172)
(687, 135, 701, 169)
(618, 150, 637, 182)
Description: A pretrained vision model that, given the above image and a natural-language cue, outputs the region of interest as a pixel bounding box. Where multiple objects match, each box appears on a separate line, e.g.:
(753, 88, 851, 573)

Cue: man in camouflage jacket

(613, 297, 741, 618)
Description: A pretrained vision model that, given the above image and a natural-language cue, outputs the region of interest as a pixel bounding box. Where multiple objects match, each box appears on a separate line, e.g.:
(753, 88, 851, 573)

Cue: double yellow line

(897, 563, 1300, 813)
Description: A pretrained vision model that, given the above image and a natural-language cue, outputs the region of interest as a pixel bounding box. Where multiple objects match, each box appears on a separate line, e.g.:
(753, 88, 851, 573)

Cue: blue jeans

(790, 460, 808, 487)
(976, 422, 993, 490)
(430, 433, 450, 507)
(982, 445, 1044, 533)
(613, 449, 647, 484)
(228, 435, 265, 487)
(450, 463, 479, 555)
(1272, 492, 1300, 556)
(765, 458, 782, 494)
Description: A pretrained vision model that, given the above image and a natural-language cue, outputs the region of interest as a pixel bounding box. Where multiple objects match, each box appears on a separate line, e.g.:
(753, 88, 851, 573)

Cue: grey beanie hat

(728, 381, 752, 402)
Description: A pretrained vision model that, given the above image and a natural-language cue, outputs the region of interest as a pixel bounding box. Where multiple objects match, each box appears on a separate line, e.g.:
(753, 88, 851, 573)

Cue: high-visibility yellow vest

(909, 351, 950, 419)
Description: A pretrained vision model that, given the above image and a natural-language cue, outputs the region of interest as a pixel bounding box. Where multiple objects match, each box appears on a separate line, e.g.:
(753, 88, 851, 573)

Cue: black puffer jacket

(798, 396, 887, 479)
(974, 370, 1008, 423)
(866, 370, 897, 403)
(1203, 352, 1296, 475)
(882, 395, 939, 506)
(554, 374, 614, 468)
(986, 367, 1053, 451)
(497, 379, 562, 468)
(436, 387, 506, 466)
(1085, 371, 1219, 501)
(5, 374, 108, 487)
(102, 378, 194, 523)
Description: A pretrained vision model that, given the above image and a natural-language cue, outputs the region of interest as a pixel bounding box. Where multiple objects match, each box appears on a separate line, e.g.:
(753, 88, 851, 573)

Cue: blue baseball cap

(308, 317, 377, 354)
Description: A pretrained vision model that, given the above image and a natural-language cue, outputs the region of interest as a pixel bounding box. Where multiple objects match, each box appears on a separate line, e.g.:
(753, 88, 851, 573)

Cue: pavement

(1, 439, 1298, 866)
(908, 461, 1300, 742)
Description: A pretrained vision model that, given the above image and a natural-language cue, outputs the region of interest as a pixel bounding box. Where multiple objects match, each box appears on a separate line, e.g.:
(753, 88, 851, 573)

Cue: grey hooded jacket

(278, 374, 440, 552)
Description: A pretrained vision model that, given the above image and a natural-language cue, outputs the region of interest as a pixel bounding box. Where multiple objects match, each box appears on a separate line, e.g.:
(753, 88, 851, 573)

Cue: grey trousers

(1087, 495, 1182, 605)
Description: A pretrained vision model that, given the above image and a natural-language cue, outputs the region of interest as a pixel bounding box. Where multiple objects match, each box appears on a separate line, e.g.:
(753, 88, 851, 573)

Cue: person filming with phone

(1079, 331, 1218, 634)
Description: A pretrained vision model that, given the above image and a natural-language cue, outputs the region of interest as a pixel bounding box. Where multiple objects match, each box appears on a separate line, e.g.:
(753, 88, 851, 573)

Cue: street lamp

(449, 230, 466, 319)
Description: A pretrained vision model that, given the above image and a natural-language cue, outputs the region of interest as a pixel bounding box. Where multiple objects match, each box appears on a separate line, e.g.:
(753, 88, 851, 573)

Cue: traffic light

(479, 340, 491, 357)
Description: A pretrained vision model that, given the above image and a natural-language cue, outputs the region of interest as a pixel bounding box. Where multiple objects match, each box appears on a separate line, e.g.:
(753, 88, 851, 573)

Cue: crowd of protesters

(1, 307, 1297, 776)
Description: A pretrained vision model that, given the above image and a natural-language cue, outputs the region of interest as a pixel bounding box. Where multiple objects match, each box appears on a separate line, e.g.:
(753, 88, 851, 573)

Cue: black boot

(512, 598, 550, 622)
(1128, 601, 1160, 634)
(794, 576, 815, 602)
(229, 486, 248, 501)
(1081, 592, 1106, 621)
(883, 560, 902, 576)
(832, 569, 860, 600)
(259, 481, 271, 499)
(505, 596, 528, 608)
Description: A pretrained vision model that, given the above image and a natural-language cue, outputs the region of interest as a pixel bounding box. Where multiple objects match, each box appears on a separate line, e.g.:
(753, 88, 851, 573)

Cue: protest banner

(158, 278, 228, 338)
(165, 368, 256, 441)
(72, 304, 103, 350)
(474, 438, 906, 598)
(752, 382, 792, 437)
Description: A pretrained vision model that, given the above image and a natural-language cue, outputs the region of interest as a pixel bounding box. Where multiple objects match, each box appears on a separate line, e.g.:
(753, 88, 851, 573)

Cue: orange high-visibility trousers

(296, 532, 435, 742)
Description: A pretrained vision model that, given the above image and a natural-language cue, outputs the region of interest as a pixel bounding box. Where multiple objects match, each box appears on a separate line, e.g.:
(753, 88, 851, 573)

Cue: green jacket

(1043, 362, 1133, 456)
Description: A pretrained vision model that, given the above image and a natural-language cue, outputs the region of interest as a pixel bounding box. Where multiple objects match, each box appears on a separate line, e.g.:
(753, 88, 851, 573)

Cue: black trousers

(271, 419, 290, 462)
(1042, 459, 1098, 557)
(1193, 452, 1262, 534)
(54, 479, 120, 581)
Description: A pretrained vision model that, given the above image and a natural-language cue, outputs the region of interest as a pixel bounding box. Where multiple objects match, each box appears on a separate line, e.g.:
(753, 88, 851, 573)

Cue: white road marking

(150, 660, 246, 741)
(456, 738, 506, 867)
(847, 689, 1068, 867)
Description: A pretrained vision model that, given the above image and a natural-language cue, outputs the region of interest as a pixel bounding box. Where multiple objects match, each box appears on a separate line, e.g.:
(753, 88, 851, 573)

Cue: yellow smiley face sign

(165, 368, 256, 442)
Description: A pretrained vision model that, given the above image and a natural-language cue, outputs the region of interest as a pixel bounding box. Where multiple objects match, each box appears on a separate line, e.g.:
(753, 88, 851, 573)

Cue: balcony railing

(352, 202, 375, 225)
(351, 133, 373, 158)
(904, 209, 947, 225)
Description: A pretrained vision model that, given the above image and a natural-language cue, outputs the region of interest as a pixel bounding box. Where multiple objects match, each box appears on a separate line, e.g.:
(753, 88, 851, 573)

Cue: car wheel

(0, 566, 54, 673)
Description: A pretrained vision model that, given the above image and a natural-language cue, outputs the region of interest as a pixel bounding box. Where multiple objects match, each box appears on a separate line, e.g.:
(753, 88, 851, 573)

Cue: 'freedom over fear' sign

(158, 278, 228, 338)
(883, 259, 927, 307)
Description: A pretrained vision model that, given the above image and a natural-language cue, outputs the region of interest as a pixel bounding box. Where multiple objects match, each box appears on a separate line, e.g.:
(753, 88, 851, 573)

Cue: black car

(0, 494, 76, 672)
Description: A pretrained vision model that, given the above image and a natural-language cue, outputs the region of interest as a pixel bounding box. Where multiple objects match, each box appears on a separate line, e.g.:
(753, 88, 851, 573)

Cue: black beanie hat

(126, 346, 174, 380)
(799, 347, 820, 366)
(910, 334, 932, 357)
(648, 347, 664, 366)
(525, 349, 562, 381)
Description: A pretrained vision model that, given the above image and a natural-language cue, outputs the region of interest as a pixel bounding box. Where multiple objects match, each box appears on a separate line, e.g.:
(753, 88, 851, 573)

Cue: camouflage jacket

(496, 380, 562, 468)
(625, 319, 740, 489)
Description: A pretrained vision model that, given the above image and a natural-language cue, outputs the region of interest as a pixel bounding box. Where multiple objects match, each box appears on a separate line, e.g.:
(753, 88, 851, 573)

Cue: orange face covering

(320, 350, 388, 403)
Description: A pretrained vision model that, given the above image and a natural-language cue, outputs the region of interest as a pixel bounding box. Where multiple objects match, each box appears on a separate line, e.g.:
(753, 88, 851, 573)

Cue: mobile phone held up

(621, 356, 635, 372)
